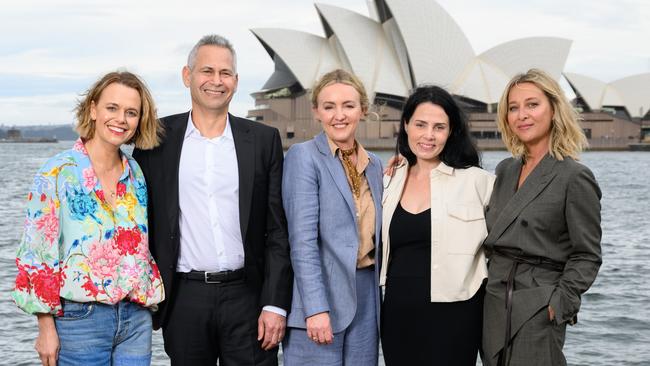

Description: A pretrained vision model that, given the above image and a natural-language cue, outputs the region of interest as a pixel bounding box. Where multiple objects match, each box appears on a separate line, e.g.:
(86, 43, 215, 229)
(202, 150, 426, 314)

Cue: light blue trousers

(283, 268, 378, 366)
(54, 300, 152, 366)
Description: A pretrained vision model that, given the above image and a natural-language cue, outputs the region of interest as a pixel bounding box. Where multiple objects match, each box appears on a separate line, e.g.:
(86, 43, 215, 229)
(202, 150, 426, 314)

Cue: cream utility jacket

(379, 161, 495, 302)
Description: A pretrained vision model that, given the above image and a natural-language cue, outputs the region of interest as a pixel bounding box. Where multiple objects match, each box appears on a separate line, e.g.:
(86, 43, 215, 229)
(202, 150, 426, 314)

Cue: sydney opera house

(247, 0, 650, 149)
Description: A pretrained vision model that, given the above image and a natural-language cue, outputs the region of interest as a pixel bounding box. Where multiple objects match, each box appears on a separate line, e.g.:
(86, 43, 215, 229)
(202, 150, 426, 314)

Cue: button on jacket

(379, 160, 495, 302)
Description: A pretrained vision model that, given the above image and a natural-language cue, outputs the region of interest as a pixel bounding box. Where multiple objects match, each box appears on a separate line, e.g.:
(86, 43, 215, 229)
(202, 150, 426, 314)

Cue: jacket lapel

(230, 114, 254, 242)
(166, 112, 190, 235)
(381, 160, 407, 228)
(315, 133, 357, 218)
(485, 154, 558, 244)
(366, 157, 383, 240)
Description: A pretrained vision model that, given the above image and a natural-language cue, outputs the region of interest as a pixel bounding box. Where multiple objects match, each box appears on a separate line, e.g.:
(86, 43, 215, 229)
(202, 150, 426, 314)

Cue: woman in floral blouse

(12, 71, 165, 366)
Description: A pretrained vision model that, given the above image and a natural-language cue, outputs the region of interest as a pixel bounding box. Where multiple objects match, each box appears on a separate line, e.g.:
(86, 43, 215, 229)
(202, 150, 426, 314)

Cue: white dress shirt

(177, 113, 285, 316)
(178, 114, 244, 272)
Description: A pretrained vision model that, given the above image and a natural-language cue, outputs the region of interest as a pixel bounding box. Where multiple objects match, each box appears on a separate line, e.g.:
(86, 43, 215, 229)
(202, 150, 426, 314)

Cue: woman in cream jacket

(380, 86, 494, 365)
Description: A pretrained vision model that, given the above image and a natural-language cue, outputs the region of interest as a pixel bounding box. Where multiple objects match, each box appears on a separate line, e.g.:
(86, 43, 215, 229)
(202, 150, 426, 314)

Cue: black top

(387, 202, 431, 278)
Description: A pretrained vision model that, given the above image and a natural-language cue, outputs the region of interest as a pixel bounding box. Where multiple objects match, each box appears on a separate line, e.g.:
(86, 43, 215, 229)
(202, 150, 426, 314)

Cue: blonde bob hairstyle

(311, 69, 369, 113)
(75, 71, 163, 150)
(496, 68, 587, 160)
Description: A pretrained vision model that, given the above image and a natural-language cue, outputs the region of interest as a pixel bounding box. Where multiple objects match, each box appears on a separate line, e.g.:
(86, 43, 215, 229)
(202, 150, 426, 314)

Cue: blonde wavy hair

(75, 71, 163, 150)
(496, 68, 587, 160)
(311, 69, 369, 113)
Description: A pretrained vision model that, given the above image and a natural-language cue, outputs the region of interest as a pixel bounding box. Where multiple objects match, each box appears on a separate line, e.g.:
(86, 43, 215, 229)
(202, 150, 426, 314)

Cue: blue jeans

(54, 300, 152, 366)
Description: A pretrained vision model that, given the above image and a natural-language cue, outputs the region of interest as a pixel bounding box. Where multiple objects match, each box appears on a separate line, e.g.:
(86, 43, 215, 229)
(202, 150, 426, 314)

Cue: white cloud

(0, 0, 648, 125)
(0, 93, 79, 125)
(437, 0, 650, 81)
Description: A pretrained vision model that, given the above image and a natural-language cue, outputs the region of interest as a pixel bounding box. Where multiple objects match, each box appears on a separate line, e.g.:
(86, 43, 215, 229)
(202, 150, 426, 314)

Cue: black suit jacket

(133, 112, 292, 329)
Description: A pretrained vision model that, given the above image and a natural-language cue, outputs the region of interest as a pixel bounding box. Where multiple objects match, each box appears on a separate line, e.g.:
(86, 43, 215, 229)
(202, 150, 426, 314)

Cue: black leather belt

(177, 268, 245, 284)
(487, 246, 565, 366)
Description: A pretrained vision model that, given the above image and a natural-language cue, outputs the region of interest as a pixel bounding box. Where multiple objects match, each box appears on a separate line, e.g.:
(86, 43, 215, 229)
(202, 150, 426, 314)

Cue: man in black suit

(133, 34, 292, 365)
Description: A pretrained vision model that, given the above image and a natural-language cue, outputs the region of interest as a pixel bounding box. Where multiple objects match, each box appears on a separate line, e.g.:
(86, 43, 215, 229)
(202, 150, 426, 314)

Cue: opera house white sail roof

(251, 28, 341, 92)
(564, 72, 650, 118)
(251, 0, 572, 104)
(252, 0, 646, 112)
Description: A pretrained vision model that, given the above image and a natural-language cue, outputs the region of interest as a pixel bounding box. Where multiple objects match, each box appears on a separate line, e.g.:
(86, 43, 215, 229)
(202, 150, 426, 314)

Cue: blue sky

(1, 0, 648, 126)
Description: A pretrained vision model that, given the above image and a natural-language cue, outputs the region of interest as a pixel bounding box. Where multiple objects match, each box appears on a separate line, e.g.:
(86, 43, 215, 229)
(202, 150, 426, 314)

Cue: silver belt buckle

(204, 271, 222, 284)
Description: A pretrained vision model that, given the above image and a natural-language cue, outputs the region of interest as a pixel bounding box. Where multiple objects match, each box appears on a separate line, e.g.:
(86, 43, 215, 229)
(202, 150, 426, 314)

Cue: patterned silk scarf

(340, 144, 361, 198)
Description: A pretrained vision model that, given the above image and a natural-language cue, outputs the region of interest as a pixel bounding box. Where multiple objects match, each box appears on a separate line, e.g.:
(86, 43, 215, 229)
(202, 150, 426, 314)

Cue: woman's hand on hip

(306, 312, 334, 345)
(36, 313, 59, 366)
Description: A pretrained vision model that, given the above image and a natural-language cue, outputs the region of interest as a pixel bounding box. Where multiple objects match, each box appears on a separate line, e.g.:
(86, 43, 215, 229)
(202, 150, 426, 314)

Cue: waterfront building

(6, 128, 22, 140)
(248, 0, 648, 150)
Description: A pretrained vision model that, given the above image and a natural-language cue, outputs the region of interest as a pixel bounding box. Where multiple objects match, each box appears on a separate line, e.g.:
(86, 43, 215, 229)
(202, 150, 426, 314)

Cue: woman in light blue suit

(282, 69, 383, 366)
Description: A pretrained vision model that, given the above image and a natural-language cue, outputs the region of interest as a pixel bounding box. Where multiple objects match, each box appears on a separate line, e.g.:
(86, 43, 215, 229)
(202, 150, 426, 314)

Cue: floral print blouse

(12, 139, 164, 316)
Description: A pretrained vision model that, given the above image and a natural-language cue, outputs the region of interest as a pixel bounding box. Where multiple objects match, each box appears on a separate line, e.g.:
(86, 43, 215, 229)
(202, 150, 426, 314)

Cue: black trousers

(162, 277, 278, 366)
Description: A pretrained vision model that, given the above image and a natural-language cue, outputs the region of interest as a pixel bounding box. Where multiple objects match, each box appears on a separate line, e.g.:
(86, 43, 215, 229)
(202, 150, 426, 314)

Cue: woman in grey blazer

(282, 69, 383, 366)
(482, 69, 602, 366)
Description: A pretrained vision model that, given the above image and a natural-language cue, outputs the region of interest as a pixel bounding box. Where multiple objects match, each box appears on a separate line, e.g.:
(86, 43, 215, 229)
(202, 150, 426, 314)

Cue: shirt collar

(185, 111, 233, 141)
(73, 138, 132, 195)
(432, 161, 454, 176)
(356, 144, 370, 173)
(325, 134, 362, 157)
(325, 134, 370, 173)
(325, 135, 340, 157)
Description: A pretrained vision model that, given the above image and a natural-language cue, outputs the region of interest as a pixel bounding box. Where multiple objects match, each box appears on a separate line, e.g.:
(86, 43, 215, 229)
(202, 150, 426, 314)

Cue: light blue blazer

(282, 132, 383, 333)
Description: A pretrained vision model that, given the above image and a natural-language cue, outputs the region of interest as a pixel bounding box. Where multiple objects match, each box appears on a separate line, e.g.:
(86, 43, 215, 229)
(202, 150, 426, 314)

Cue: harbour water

(1, 142, 648, 365)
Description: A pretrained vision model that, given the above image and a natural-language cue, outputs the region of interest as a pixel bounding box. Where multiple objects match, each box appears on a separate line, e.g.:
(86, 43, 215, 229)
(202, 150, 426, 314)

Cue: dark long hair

(396, 85, 480, 169)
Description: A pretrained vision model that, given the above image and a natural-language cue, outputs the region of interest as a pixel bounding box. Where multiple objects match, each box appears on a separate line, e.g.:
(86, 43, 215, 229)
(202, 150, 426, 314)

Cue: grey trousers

(483, 306, 567, 366)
